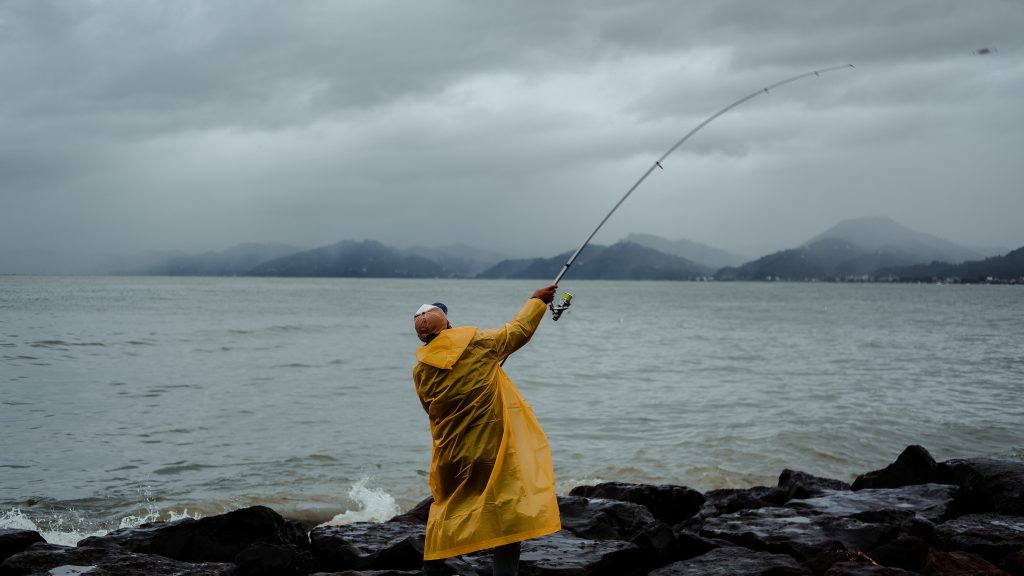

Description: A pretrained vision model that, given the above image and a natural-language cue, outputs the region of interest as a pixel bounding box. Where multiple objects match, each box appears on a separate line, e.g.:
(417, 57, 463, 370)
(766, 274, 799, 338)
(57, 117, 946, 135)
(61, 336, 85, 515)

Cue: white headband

(414, 304, 438, 317)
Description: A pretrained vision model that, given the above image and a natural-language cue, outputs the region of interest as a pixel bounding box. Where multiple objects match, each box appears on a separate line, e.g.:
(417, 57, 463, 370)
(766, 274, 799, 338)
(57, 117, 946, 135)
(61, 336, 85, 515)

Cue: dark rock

(701, 506, 897, 562)
(648, 546, 811, 575)
(463, 530, 644, 576)
(1003, 549, 1024, 576)
(309, 520, 424, 572)
(568, 481, 705, 525)
(387, 497, 432, 525)
(940, 458, 1024, 516)
(823, 560, 919, 575)
(702, 485, 786, 516)
(0, 530, 45, 564)
(672, 530, 722, 560)
(313, 565, 421, 569)
(919, 549, 1013, 575)
(311, 572, 420, 576)
(557, 495, 675, 570)
(786, 484, 958, 524)
(866, 536, 932, 571)
(556, 495, 660, 542)
(78, 505, 311, 568)
(779, 469, 852, 500)
(853, 445, 940, 490)
(935, 513, 1024, 565)
(0, 542, 233, 575)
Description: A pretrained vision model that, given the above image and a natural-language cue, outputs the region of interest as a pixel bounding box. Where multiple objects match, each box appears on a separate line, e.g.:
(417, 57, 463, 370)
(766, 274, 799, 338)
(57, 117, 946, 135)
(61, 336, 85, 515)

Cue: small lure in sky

(973, 47, 997, 55)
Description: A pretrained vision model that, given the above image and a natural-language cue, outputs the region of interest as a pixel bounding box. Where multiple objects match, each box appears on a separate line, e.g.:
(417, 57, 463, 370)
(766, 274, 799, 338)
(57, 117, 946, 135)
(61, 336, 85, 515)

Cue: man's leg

(492, 541, 521, 576)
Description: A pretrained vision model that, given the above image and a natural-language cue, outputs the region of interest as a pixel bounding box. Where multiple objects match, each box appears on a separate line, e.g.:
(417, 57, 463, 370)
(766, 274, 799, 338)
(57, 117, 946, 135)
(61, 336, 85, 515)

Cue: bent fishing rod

(545, 64, 855, 321)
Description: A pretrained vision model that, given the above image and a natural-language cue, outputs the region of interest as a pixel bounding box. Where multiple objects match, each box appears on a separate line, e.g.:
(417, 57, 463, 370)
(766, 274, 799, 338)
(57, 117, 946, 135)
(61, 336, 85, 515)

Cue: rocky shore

(2, 445, 1023, 575)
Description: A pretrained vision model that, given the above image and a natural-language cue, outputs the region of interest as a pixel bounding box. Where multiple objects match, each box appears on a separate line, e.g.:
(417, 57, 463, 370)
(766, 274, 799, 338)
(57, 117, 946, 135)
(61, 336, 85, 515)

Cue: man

(412, 285, 562, 576)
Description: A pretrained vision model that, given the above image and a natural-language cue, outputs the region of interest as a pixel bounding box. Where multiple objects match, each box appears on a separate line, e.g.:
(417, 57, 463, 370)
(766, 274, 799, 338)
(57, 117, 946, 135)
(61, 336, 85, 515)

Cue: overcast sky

(2, 1, 1022, 271)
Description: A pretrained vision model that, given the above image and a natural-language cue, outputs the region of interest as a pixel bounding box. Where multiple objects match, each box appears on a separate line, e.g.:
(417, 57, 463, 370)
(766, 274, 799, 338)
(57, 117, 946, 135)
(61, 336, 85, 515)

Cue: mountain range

(67, 216, 1023, 282)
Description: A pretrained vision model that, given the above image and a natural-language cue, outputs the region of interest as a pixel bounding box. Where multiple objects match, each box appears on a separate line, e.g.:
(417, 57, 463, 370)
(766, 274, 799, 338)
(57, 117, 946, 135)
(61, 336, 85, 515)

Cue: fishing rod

(546, 64, 855, 321)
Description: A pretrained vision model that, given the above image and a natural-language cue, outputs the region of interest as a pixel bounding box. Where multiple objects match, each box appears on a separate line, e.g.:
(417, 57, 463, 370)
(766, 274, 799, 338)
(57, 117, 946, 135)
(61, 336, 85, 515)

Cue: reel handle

(549, 292, 573, 321)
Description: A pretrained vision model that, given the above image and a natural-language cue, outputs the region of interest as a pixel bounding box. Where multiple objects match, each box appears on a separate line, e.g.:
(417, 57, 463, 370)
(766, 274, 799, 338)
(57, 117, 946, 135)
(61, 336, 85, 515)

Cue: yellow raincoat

(413, 298, 561, 560)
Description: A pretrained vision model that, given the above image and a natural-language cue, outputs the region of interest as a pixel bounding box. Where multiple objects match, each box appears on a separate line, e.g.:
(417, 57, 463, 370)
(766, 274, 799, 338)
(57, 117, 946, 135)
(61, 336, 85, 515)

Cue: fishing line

(545, 64, 855, 321)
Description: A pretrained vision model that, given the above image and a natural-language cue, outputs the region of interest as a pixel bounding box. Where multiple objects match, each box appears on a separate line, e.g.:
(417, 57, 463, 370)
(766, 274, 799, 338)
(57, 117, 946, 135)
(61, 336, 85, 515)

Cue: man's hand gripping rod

(545, 64, 854, 321)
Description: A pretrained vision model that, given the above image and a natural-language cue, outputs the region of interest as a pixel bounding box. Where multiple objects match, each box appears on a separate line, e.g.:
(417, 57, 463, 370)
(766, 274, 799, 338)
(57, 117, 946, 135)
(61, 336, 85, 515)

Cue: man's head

(414, 302, 451, 343)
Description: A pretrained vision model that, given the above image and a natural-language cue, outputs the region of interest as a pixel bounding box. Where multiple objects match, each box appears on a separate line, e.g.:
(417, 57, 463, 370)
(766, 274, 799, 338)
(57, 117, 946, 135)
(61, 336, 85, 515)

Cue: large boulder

(0, 530, 45, 565)
(934, 513, 1024, 565)
(648, 546, 810, 575)
(568, 482, 705, 525)
(823, 560, 920, 575)
(78, 505, 313, 575)
(0, 542, 233, 575)
(556, 495, 676, 570)
(701, 506, 898, 563)
(940, 458, 1024, 516)
(918, 549, 1013, 575)
(779, 469, 852, 501)
(701, 486, 787, 517)
(463, 530, 645, 576)
(309, 520, 424, 573)
(853, 446, 941, 490)
(786, 484, 958, 524)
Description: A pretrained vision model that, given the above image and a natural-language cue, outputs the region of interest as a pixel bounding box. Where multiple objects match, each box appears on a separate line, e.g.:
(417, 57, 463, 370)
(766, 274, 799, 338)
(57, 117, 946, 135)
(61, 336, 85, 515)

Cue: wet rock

(313, 565, 421, 569)
(648, 546, 810, 575)
(919, 549, 1012, 575)
(786, 484, 958, 524)
(852, 445, 940, 490)
(779, 469, 852, 501)
(78, 505, 310, 567)
(823, 560, 919, 575)
(702, 486, 787, 516)
(311, 571, 420, 576)
(568, 481, 705, 525)
(940, 458, 1024, 516)
(557, 495, 676, 568)
(557, 495, 659, 541)
(1002, 549, 1024, 576)
(0, 530, 45, 564)
(0, 542, 233, 575)
(672, 529, 722, 560)
(309, 520, 424, 572)
(866, 536, 932, 571)
(463, 530, 644, 576)
(935, 513, 1024, 565)
(387, 497, 432, 525)
(701, 506, 896, 562)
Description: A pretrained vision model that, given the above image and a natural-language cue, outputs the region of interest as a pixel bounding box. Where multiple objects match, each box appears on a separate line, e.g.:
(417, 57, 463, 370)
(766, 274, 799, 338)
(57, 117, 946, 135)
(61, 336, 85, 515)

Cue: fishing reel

(549, 292, 573, 321)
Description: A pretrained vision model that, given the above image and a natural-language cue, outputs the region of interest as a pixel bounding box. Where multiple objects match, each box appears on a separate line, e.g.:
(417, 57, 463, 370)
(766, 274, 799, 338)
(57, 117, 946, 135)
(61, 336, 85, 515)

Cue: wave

(1, 479, 403, 546)
(0, 506, 199, 547)
(320, 478, 401, 526)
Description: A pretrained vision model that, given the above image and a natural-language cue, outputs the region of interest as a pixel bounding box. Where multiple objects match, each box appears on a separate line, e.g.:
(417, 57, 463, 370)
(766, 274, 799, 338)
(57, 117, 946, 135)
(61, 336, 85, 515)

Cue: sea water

(2, 276, 1022, 543)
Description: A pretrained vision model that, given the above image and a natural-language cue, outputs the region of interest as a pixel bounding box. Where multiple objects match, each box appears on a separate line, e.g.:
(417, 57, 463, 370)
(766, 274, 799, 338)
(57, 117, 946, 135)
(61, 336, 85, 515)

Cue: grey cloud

(1, 0, 1022, 271)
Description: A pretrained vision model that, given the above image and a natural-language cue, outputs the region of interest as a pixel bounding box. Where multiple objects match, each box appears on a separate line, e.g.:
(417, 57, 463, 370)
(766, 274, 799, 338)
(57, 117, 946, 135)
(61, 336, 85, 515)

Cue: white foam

(321, 478, 401, 526)
(1, 506, 202, 547)
(0, 508, 106, 547)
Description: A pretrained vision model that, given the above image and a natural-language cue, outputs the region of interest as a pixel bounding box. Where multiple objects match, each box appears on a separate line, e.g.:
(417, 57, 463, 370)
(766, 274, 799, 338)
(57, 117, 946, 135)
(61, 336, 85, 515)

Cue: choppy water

(2, 276, 1022, 543)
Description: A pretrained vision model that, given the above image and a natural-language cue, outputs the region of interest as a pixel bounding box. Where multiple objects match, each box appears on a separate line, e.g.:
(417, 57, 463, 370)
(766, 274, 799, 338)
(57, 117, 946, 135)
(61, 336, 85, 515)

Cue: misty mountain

(138, 243, 304, 276)
(716, 217, 989, 281)
(877, 245, 1024, 282)
(477, 241, 713, 280)
(807, 216, 983, 263)
(716, 237, 926, 280)
(624, 233, 748, 269)
(401, 243, 507, 277)
(246, 239, 447, 278)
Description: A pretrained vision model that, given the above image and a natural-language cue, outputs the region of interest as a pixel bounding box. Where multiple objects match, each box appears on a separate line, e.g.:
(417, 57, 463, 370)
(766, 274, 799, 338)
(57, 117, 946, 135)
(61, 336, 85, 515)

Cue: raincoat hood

(416, 326, 476, 369)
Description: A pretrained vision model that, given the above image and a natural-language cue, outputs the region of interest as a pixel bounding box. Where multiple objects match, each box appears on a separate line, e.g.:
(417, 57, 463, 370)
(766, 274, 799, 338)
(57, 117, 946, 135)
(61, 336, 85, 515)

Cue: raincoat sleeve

(491, 298, 547, 360)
